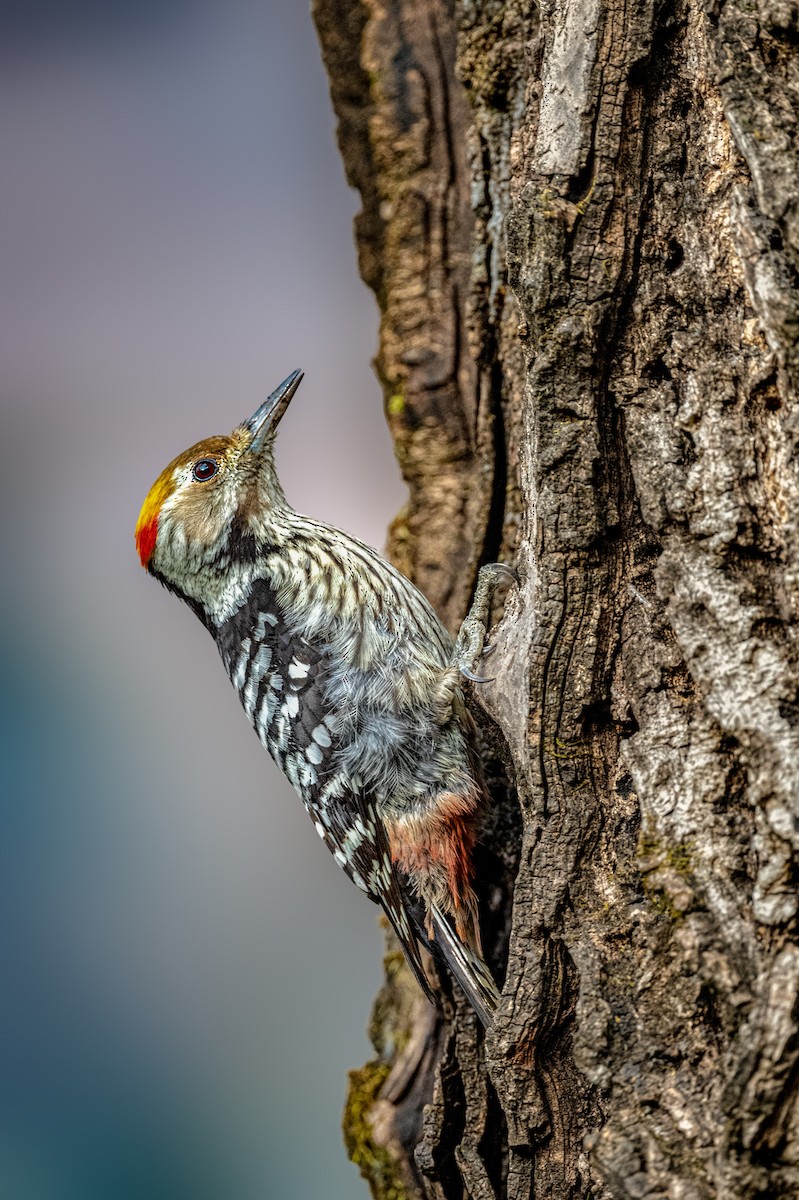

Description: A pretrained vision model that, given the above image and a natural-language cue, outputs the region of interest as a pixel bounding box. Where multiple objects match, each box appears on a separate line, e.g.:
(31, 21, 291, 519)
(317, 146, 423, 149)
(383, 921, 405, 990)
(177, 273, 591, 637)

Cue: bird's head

(135, 370, 303, 607)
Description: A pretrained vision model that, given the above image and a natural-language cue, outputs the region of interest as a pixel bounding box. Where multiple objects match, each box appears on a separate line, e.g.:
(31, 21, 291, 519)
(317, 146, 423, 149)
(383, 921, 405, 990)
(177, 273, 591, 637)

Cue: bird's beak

(244, 369, 304, 452)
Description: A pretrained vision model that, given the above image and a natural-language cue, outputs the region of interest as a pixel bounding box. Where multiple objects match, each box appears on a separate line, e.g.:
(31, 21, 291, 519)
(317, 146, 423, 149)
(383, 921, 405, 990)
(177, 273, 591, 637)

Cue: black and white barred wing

(216, 582, 328, 761)
(318, 785, 434, 1002)
(215, 585, 434, 1002)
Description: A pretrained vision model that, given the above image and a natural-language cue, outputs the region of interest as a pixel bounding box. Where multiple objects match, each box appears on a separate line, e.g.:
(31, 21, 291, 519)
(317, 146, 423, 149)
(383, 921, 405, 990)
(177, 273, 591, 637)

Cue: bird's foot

(453, 562, 518, 685)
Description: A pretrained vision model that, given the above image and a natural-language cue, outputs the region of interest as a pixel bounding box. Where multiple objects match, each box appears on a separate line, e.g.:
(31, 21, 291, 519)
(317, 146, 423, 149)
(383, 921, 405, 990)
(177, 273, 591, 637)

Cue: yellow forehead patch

(134, 435, 233, 566)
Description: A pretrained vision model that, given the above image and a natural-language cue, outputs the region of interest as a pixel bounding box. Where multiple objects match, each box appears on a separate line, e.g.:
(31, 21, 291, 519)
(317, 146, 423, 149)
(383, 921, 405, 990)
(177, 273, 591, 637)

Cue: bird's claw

(460, 666, 495, 685)
(484, 562, 519, 586)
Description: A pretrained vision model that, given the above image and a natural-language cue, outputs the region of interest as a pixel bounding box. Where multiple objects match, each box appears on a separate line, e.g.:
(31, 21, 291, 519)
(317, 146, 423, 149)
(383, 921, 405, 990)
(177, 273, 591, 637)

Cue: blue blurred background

(0, 2, 406, 1196)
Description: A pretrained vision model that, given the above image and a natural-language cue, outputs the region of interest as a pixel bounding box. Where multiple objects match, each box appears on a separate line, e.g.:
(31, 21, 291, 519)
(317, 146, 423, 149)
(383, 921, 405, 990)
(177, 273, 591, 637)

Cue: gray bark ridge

(314, 0, 799, 1197)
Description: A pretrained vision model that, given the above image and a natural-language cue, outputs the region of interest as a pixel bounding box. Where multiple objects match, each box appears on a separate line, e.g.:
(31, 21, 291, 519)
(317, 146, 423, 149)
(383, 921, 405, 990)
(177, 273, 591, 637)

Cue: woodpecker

(135, 371, 512, 1025)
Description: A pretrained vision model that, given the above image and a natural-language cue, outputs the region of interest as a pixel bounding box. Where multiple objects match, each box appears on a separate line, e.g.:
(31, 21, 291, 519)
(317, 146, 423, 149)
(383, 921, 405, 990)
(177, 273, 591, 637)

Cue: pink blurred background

(0, 2, 406, 1196)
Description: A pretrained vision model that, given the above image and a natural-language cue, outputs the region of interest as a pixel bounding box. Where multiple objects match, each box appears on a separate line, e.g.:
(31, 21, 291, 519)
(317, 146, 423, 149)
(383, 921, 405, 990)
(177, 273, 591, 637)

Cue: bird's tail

(431, 905, 500, 1027)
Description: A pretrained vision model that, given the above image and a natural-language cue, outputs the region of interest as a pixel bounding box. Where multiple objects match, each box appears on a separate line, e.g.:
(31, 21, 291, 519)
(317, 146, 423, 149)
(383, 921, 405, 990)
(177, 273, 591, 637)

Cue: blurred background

(0, 2, 406, 1196)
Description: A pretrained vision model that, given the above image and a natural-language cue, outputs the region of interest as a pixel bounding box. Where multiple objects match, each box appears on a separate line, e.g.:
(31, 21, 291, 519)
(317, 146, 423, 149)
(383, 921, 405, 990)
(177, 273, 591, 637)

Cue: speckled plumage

(135, 371, 504, 1023)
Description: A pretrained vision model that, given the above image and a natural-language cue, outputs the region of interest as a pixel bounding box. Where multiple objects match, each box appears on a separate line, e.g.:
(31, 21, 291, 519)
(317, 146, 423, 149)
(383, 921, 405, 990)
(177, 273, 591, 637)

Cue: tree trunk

(312, 1, 799, 1197)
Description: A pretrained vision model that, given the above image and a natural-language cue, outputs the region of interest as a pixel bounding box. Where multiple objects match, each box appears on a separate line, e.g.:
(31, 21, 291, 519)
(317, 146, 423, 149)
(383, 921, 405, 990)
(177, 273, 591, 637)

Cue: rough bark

(312, 1, 799, 1197)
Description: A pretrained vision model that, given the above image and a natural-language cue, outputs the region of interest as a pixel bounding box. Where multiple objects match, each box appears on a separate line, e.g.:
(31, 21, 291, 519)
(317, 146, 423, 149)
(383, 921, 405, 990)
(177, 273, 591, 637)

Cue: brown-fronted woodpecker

(135, 371, 512, 1025)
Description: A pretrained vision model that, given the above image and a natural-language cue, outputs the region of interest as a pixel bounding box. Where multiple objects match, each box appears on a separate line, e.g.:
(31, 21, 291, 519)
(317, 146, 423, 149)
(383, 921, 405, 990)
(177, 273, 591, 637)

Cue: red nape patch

(135, 515, 158, 567)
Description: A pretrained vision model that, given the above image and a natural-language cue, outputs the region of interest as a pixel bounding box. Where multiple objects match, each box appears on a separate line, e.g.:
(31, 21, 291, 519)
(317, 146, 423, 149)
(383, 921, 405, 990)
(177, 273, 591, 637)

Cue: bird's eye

(192, 458, 218, 482)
